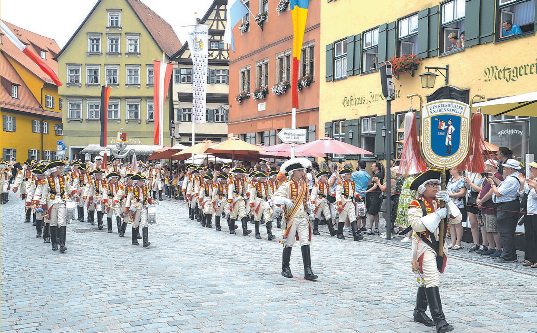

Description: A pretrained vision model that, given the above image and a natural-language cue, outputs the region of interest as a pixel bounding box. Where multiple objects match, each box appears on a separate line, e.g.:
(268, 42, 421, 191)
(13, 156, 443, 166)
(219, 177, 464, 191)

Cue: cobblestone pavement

(2, 195, 537, 333)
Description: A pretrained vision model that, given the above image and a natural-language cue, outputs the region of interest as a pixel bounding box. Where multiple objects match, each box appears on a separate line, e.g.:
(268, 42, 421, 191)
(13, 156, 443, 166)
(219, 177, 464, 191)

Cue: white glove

(436, 207, 448, 219)
(284, 199, 294, 209)
(446, 201, 461, 218)
(436, 191, 451, 202)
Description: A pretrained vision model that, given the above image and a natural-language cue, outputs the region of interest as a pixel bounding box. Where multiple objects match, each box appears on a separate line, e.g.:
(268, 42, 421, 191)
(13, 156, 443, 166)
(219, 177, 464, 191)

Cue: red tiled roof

(1, 20, 61, 86)
(126, 0, 182, 57)
(0, 52, 61, 119)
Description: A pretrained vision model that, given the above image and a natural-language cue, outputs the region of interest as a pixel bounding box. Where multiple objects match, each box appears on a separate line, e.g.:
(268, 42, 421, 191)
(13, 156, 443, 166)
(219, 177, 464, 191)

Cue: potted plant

(277, 0, 290, 12)
(272, 81, 291, 96)
(297, 74, 313, 92)
(238, 21, 249, 33)
(255, 12, 268, 27)
(235, 92, 250, 104)
(253, 86, 268, 100)
(388, 54, 421, 78)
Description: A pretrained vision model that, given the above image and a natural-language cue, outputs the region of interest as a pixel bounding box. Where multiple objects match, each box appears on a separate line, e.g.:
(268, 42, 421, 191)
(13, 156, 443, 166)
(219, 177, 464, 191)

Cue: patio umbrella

(147, 143, 189, 160)
(206, 137, 264, 164)
(172, 140, 215, 160)
(296, 137, 372, 155)
(260, 142, 326, 158)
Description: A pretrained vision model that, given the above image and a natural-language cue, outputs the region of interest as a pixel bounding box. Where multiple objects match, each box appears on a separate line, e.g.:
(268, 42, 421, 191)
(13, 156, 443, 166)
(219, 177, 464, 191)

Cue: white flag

(186, 25, 209, 124)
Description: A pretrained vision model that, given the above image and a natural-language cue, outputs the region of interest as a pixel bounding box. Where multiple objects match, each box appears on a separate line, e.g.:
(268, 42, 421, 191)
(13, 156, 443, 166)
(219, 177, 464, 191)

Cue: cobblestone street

(2, 196, 537, 333)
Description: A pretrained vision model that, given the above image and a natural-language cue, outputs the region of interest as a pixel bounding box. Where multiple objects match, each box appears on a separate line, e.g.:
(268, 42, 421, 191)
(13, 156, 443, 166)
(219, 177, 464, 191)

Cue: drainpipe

(40, 86, 44, 160)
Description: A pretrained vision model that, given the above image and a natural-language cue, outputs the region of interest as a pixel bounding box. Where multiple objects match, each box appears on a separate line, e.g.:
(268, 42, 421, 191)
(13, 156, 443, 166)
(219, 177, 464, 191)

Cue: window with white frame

(88, 34, 101, 53)
(3, 115, 16, 132)
(256, 58, 269, 88)
(361, 116, 376, 156)
(67, 65, 81, 84)
(87, 101, 100, 120)
(181, 108, 192, 122)
(441, 0, 465, 52)
(215, 69, 228, 84)
(41, 51, 46, 60)
(126, 35, 140, 53)
(68, 101, 82, 119)
(126, 65, 140, 85)
(28, 149, 39, 161)
(334, 39, 347, 79)
(45, 95, 55, 109)
(179, 68, 192, 83)
(242, 0, 250, 23)
(147, 65, 154, 85)
(259, 0, 268, 14)
(362, 28, 379, 72)
(3, 148, 16, 162)
(87, 66, 100, 85)
(105, 66, 119, 84)
(174, 69, 181, 83)
(147, 100, 154, 121)
(240, 66, 251, 93)
(127, 101, 140, 120)
(108, 11, 121, 27)
(399, 14, 419, 56)
(43, 150, 51, 161)
(276, 51, 292, 82)
(108, 100, 120, 119)
(498, 0, 536, 38)
(300, 43, 315, 78)
(210, 41, 225, 50)
(332, 120, 346, 158)
(215, 107, 226, 122)
(11, 84, 19, 99)
(107, 35, 120, 53)
(55, 124, 63, 136)
(59, 98, 63, 110)
(43, 121, 49, 134)
(32, 120, 41, 133)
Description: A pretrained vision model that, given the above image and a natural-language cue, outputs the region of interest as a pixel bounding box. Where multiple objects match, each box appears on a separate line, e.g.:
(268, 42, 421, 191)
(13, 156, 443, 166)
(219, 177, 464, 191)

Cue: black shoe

(59, 226, 67, 253)
(301, 245, 318, 281)
(496, 257, 517, 263)
(282, 247, 293, 278)
(326, 219, 337, 237)
(43, 224, 51, 243)
(359, 227, 367, 232)
(413, 287, 434, 327)
(337, 222, 345, 239)
(206, 215, 212, 228)
(255, 221, 261, 239)
(119, 223, 127, 237)
(313, 218, 320, 235)
(468, 244, 479, 252)
(351, 221, 363, 241)
(132, 227, 139, 245)
(142, 227, 151, 247)
(475, 245, 488, 254)
(242, 217, 252, 236)
(425, 287, 454, 333)
(229, 219, 236, 234)
(35, 219, 43, 238)
(116, 217, 121, 233)
(25, 208, 32, 223)
(215, 216, 221, 231)
(107, 217, 113, 233)
(50, 226, 59, 251)
(266, 221, 275, 240)
(201, 214, 207, 227)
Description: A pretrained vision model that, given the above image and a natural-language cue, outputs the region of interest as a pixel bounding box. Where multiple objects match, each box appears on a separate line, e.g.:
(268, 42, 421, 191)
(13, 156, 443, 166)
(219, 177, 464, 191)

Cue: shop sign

(342, 89, 401, 108)
(483, 60, 537, 83)
(421, 99, 471, 169)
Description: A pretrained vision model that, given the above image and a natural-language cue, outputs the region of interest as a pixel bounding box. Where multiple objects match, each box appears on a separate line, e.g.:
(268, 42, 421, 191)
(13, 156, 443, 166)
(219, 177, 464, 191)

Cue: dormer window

(41, 50, 46, 60)
(11, 84, 19, 99)
(108, 11, 121, 27)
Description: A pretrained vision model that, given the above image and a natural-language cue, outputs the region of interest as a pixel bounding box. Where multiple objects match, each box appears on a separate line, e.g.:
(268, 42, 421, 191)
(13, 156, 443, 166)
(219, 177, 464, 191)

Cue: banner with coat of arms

(186, 25, 209, 124)
(421, 100, 471, 169)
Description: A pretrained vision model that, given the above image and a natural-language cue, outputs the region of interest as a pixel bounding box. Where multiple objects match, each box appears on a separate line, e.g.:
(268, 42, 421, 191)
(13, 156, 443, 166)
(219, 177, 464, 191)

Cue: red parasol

(295, 137, 372, 155)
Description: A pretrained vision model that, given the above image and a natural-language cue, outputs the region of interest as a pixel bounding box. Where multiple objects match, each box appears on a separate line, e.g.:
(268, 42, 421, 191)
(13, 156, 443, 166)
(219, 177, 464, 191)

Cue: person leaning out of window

(502, 20, 522, 38)
(447, 32, 459, 51)
(521, 162, 537, 268)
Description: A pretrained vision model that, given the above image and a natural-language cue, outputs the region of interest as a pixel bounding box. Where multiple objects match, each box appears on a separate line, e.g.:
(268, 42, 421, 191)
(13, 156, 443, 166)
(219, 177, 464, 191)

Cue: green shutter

(417, 8, 430, 58)
(346, 119, 360, 160)
(378, 23, 388, 63)
(12, 117, 16, 132)
(465, 0, 481, 48)
(177, 108, 183, 121)
(2, 116, 6, 131)
(386, 21, 397, 60)
(207, 109, 215, 122)
(324, 122, 332, 138)
(479, 0, 495, 44)
(224, 108, 229, 122)
(325, 44, 334, 82)
(428, 6, 439, 57)
(2, 149, 6, 160)
(375, 116, 386, 160)
(353, 34, 362, 75)
(346, 35, 355, 77)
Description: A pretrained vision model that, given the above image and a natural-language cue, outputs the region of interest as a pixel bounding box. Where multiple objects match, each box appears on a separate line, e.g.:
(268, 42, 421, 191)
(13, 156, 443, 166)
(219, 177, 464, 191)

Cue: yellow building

(56, 0, 181, 159)
(320, 0, 537, 162)
(1, 21, 63, 163)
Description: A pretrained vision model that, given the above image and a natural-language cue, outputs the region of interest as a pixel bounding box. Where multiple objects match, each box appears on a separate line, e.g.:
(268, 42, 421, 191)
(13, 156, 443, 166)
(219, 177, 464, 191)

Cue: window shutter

(479, 0, 495, 44)
(375, 115, 386, 159)
(13, 117, 16, 131)
(386, 21, 397, 60)
(37, 150, 40, 161)
(378, 23, 388, 63)
(52, 97, 55, 109)
(353, 34, 362, 75)
(177, 108, 183, 121)
(325, 44, 334, 82)
(28, 149, 32, 159)
(324, 122, 332, 137)
(224, 108, 229, 122)
(417, 8, 430, 58)
(427, 6, 439, 57)
(2, 149, 6, 160)
(13, 149, 16, 160)
(346, 35, 355, 77)
(210, 69, 216, 84)
(346, 119, 360, 160)
(465, 0, 481, 47)
(225, 69, 229, 84)
(207, 109, 215, 122)
(2, 116, 6, 131)
(263, 131, 269, 145)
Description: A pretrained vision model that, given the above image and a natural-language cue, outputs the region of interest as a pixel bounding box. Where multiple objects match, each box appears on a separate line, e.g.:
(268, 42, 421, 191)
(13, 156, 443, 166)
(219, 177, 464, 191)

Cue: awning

(473, 91, 537, 117)
(80, 144, 161, 156)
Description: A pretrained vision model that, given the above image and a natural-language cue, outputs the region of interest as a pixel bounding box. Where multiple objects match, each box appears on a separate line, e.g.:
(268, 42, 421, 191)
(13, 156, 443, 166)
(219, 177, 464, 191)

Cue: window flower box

(255, 12, 268, 27)
(235, 92, 250, 104)
(239, 21, 249, 33)
(272, 81, 290, 96)
(277, 0, 290, 12)
(297, 74, 313, 92)
(253, 86, 268, 100)
(388, 54, 421, 78)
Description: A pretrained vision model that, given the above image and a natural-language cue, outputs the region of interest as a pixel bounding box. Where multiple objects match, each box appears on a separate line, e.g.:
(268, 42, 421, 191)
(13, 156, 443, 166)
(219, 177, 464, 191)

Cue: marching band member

(311, 170, 337, 236)
(268, 170, 282, 229)
(199, 173, 215, 228)
(116, 173, 135, 238)
(104, 172, 122, 233)
(71, 162, 90, 222)
(13, 159, 34, 224)
(249, 171, 274, 240)
(84, 169, 107, 230)
(228, 167, 251, 236)
(335, 168, 363, 241)
(125, 173, 153, 247)
(1, 161, 11, 204)
(212, 173, 229, 231)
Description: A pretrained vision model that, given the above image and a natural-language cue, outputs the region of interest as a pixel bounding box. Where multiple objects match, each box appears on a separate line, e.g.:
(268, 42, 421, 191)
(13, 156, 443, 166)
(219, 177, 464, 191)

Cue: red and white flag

(1, 21, 62, 86)
(153, 58, 174, 146)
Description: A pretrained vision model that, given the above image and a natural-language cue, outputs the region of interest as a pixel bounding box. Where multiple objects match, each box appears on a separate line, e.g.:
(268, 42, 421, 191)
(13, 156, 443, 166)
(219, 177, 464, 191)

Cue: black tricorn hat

(410, 169, 442, 191)
(106, 172, 121, 179)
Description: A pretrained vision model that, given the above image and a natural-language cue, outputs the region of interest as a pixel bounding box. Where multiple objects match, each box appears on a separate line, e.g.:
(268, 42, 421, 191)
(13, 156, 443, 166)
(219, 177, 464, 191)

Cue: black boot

(301, 245, 318, 281)
(276, 216, 282, 229)
(132, 227, 139, 245)
(59, 226, 67, 253)
(97, 211, 104, 230)
(414, 287, 434, 327)
(78, 206, 84, 221)
(107, 217, 113, 233)
(32, 212, 36, 226)
(35, 219, 43, 238)
(215, 216, 221, 231)
(43, 223, 50, 243)
(229, 219, 236, 234)
(326, 219, 337, 236)
(159, 190, 163, 201)
(242, 217, 252, 236)
(189, 207, 194, 220)
(25, 208, 31, 223)
(50, 226, 59, 251)
(281, 246, 293, 278)
(313, 218, 320, 235)
(153, 190, 157, 199)
(425, 287, 454, 333)
(142, 227, 151, 247)
(266, 221, 275, 240)
(351, 221, 363, 241)
(116, 216, 121, 233)
(337, 222, 345, 239)
(119, 222, 127, 237)
(89, 210, 95, 225)
(136, 228, 142, 239)
(206, 214, 212, 228)
(201, 213, 207, 227)
(255, 221, 261, 239)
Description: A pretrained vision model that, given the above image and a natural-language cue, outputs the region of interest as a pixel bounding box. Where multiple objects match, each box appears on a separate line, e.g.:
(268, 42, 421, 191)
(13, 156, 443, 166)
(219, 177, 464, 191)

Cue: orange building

(228, 0, 320, 146)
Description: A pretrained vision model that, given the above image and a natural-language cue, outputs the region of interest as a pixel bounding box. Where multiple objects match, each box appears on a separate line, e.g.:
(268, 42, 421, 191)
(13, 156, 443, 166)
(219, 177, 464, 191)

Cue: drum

(66, 201, 76, 221)
(147, 205, 157, 224)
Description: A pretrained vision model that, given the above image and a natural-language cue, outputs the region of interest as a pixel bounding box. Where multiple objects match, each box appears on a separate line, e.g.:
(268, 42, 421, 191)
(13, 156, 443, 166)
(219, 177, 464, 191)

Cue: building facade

(56, 0, 181, 159)
(228, 0, 320, 146)
(321, 0, 537, 162)
(1, 21, 63, 163)
(171, 0, 229, 145)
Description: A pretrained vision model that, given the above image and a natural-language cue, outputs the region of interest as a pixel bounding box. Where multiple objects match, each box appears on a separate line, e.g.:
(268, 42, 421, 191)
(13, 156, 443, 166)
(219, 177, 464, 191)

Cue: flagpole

(160, 53, 165, 148)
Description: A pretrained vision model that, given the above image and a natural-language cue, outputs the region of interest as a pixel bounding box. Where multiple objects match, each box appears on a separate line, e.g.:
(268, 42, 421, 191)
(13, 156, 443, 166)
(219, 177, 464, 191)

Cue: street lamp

(420, 65, 449, 88)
